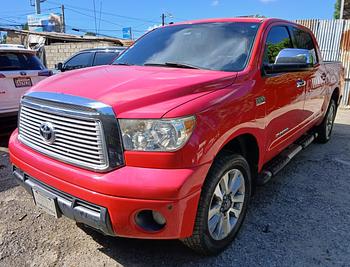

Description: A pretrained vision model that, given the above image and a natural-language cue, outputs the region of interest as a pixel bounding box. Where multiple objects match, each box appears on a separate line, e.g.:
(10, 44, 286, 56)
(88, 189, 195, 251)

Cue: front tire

(316, 99, 337, 143)
(182, 153, 252, 255)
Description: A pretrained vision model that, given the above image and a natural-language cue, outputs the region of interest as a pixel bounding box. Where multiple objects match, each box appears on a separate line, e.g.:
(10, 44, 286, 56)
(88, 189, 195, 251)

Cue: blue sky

(0, 0, 337, 39)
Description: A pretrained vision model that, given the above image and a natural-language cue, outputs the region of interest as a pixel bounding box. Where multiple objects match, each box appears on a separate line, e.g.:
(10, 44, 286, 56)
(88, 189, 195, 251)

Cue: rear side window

(93, 52, 117, 66)
(264, 26, 293, 64)
(291, 27, 318, 64)
(65, 52, 93, 70)
(0, 52, 44, 71)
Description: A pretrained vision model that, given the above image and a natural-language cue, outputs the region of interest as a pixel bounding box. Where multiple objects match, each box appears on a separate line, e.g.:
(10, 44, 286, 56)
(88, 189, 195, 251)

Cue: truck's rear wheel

(182, 153, 251, 255)
(316, 99, 337, 143)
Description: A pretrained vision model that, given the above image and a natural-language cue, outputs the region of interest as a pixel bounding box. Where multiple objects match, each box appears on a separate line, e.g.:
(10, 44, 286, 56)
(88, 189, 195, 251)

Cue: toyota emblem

(39, 122, 56, 144)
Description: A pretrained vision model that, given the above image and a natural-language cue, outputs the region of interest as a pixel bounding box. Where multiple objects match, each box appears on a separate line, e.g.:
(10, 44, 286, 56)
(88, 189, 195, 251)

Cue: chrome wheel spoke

(230, 172, 242, 195)
(222, 214, 233, 236)
(214, 185, 223, 201)
(232, 193, 244, 203)
(229, 207, 241, 218)
(208, 204, 221, 220)
(213, 214, 224, 239)
(208, 213, 221, 234)
(220, 173, 230, 194)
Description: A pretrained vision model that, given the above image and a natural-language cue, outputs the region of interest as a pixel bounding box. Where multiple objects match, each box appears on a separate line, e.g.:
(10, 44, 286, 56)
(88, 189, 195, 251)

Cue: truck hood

(30, 65, 237, 118)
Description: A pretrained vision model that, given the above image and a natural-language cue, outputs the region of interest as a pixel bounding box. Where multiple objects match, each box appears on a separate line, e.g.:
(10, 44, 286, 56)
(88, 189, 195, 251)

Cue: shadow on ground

(0, 115, 17, 147)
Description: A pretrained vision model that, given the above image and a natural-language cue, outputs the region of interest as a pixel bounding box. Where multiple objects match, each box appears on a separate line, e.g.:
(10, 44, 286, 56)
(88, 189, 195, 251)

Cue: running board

(256, 132, 318, 186)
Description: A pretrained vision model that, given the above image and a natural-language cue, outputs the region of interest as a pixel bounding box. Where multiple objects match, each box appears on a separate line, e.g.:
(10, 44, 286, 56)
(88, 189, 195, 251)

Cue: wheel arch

(214, 132, 261, 185)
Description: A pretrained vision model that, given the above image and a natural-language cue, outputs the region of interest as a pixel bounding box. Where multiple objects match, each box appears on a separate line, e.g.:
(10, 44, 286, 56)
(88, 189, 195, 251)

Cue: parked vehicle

(9, 18, 343, 254)
(56, 46, 126, 72)
(0, 44, 52, 117)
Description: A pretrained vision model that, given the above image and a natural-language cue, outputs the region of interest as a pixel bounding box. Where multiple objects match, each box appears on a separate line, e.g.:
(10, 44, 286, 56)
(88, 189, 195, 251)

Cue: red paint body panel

(9, 18, 344, 239)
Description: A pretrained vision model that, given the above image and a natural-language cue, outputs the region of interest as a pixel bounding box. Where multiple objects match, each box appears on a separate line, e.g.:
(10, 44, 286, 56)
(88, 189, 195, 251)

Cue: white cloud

(260, 0, 276, 3)
(147, 24, 162, 31)
(211, 0, 219, 6)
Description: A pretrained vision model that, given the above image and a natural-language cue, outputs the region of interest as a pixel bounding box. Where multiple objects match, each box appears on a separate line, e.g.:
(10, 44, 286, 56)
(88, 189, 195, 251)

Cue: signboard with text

(27, 13, 62, 32)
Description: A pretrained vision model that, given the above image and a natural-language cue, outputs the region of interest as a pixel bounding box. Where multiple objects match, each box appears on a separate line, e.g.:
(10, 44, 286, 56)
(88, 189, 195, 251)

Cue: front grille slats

(20, 112, 101, 137)
(20, 132, 104, 163)
(18, 100, 109, 170)
(20, 111, 99, 131)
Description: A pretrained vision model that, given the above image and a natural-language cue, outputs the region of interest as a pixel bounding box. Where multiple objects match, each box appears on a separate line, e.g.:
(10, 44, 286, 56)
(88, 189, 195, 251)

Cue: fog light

(152, 210, 166, 225)
(135, 210, 166, 232)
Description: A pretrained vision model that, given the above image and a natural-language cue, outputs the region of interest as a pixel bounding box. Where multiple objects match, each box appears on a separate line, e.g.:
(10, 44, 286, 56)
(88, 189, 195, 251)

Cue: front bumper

(9, 131, 209, 239)
(13, 166, 115, 235)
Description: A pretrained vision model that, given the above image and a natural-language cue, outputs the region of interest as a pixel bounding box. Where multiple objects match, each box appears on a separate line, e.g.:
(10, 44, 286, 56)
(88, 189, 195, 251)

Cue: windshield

(114, 22, 260, 72)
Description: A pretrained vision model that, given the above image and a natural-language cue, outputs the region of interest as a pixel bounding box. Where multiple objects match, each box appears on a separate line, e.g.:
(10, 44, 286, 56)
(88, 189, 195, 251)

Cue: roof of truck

(175, 17, 268, 25)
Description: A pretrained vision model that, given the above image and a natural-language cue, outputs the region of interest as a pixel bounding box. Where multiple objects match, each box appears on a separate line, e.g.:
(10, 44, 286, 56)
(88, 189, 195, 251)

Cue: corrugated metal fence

(295, 19, 350, 106)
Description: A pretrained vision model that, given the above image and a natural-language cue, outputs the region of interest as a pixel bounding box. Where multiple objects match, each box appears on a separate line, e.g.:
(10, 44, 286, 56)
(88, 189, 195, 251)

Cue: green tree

(334, 0, 341, 19)
(22, 23, 29, 30)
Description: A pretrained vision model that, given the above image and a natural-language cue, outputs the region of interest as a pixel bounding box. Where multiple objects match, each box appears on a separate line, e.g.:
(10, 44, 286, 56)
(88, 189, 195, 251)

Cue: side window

(65, 52, 93, 70)
(93, 52, 117, 66)
(291, 27, 318, 64)
(264, 26, 293, 64)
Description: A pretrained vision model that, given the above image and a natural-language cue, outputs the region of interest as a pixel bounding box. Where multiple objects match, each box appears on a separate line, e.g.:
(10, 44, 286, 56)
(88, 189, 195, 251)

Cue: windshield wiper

(144, 62, 201, 69)
(113, 62, 133, 66)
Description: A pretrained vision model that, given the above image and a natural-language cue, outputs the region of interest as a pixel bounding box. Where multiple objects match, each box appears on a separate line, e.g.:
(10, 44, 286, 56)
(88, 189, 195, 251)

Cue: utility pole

(162, 13, 165, 26)
(61, 5, 65, 33)
(340, 0, 345, 19)
(35, 0, 41, 14)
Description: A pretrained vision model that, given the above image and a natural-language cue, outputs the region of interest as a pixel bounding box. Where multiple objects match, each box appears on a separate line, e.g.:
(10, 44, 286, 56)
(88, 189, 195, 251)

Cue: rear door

(0, 51, 46, 113)
(290, 26, 326, 121)
(261, 25, 308, 158)
(93, 52, 118, 66)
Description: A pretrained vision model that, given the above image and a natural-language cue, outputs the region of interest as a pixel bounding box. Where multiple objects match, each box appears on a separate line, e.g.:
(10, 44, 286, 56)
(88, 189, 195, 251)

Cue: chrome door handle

(296, 79, 306, 88)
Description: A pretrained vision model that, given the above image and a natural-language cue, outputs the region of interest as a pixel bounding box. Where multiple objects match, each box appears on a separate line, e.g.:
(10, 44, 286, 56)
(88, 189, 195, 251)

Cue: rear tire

(182, 153, 251, 255)
(316, 99, 337, 144)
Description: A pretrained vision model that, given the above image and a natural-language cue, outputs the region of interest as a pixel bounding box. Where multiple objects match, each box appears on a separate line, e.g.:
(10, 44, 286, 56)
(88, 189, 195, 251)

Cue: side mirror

(56, 62, 64, 71)
(263, 48, 315, 74)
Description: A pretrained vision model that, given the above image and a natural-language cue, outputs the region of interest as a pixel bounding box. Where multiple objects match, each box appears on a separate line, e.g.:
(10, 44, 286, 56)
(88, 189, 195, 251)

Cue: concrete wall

(44, 41, 120, 69)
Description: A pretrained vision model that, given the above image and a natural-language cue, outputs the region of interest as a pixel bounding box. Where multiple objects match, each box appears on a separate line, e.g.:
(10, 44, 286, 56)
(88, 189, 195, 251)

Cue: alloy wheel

(208, 169, 245, 240)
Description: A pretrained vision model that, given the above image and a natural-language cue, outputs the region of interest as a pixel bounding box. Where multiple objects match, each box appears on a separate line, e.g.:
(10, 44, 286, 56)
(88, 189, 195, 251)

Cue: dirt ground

(0, 110, 350, 267)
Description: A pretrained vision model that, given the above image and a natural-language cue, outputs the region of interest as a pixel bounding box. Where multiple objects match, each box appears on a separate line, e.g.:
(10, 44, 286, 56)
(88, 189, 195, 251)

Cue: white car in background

(0, 44, 52, 117)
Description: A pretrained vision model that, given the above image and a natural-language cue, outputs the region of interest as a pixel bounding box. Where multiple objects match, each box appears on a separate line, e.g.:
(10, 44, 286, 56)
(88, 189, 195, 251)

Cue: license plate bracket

(13, 77, 32, 88)
(32, 187, 59, 218)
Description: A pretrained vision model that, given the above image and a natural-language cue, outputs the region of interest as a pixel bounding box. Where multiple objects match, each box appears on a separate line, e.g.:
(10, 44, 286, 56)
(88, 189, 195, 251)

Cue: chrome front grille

(18, 95, 114, 171)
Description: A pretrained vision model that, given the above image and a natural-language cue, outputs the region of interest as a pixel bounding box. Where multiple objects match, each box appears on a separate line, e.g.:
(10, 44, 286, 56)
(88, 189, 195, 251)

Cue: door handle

(296, 79, 306, 88)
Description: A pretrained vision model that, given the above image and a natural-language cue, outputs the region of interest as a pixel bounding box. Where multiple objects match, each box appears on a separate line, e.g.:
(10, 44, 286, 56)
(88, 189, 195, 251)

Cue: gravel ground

(0, 110, 350, 267)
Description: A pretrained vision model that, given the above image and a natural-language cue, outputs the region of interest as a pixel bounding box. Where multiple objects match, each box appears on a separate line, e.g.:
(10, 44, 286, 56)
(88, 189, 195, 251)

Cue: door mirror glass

(264, 48, 314, 74)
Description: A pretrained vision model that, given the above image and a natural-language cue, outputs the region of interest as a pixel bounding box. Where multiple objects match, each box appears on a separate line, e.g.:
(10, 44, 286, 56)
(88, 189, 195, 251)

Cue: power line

(64, 7, 124, 27)
(45, 0, 159, 24)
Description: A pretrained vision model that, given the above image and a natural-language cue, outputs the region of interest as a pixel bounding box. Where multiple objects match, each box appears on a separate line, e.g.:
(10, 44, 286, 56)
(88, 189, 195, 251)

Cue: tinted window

(65, 52, 92, 70)
(114, 22, 260, 72)
(264, 26, 293, 64)
(291, 27, 318, 63)
(0, 52, 44, 71)
(93, 52, 117, 66)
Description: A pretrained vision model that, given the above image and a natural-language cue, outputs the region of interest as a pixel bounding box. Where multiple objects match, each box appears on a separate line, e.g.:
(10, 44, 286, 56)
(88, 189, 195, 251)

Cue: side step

(256, 132, 318, 186)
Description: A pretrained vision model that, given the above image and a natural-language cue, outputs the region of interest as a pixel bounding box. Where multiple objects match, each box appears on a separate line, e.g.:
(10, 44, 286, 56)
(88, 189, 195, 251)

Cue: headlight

(119, 116, 196, 151)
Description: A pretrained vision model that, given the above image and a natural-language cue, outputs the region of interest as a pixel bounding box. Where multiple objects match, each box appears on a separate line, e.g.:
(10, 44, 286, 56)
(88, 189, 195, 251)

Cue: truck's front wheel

(182, 153, 251, 255)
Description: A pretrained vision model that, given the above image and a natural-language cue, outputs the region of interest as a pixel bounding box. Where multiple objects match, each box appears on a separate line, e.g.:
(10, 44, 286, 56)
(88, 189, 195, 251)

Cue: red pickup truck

(9, 18, 343, 254)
